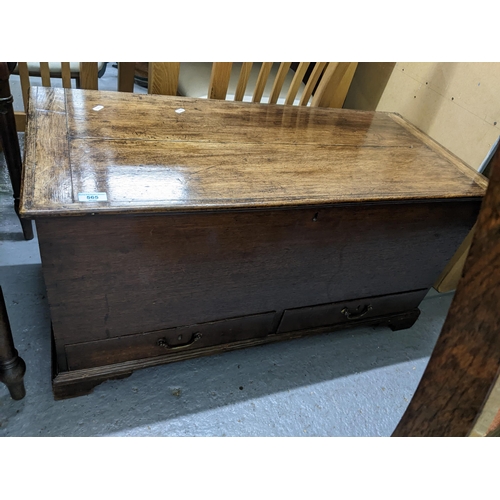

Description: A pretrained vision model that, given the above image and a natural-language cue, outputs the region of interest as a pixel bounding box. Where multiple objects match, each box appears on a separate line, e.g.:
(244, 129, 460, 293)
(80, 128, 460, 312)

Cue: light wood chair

(118, 62, 358, 108)
(13, 62, 106, 131)
(0, 70, 28, 388)
(0, 286, 26, 400)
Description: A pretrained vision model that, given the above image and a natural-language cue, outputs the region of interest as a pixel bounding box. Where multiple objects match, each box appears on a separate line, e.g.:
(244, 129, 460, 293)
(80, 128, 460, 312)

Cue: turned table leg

(0, 62, 33, 241)
(0, 287, 26, 400)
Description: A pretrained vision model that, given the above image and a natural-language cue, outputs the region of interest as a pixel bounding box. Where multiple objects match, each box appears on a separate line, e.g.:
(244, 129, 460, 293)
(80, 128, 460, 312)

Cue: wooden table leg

(0, 62, 33, 240)
(0, 286, 26, 400)
(392, 144, 500, 437)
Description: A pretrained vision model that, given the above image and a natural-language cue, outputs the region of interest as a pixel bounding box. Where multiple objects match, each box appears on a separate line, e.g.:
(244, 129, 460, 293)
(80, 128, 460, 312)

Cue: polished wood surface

(393, 145, 500, 437)
(19, 87, 487, 399)
(20, 87, 486, 218)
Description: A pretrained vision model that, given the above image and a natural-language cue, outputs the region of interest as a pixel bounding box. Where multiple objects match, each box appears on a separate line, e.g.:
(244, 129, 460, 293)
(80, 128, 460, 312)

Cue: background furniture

(344, 62, 500, 294)
(117, 62, 358, 108)
(11, 62, 106, 132)
(0, 286, 26, 400)
(0, 62, 33, 239)
(393, 144, 500, 437)
(1, 63, 29, 401)
(20, 87, 486, 399)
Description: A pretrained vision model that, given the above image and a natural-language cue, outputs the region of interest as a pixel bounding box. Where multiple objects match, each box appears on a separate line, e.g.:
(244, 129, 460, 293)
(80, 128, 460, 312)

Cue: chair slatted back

(16, 62, 31, 113)
(312, 62, 358, 108)
(14, 62, 101, 130)
(145, 62, 358, 108)
(61, 62, 71, 88)
(251, 62, 273, 103)
(39, 62, 51, 87)
(299, 62, 328, 106)
(117, 62, 136, 92)
(284, 62, 309, 105)
(268, 62, 291, 104)
(234, 62, 254, 101)
(79, 63, 99, 90)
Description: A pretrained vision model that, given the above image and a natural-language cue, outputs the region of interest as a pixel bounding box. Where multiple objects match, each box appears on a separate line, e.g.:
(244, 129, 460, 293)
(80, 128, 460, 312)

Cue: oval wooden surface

(20, 87, 487, 217)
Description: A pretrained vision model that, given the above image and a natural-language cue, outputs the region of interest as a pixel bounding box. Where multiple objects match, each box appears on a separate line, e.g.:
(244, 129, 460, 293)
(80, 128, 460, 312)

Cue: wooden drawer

(277, 289, 428, 334)
(65, 311, 276, 370)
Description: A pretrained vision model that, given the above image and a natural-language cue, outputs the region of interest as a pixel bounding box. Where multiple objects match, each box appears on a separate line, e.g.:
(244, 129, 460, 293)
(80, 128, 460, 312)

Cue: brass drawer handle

(157, 332, 202, 350)
(341, 304, 373, 320)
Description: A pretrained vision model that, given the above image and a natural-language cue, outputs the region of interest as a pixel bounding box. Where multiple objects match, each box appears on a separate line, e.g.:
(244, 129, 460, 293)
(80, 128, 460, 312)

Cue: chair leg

(0, 287, 26, 400)
(0, 62, 33, 240)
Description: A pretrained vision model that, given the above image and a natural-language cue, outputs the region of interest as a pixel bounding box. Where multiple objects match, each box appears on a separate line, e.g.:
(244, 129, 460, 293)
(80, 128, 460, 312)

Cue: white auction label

(78, 192, 108, 202)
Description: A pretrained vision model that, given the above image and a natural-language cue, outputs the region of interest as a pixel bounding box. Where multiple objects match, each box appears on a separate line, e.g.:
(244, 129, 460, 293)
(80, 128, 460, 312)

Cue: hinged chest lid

(20, 87, 487, 217)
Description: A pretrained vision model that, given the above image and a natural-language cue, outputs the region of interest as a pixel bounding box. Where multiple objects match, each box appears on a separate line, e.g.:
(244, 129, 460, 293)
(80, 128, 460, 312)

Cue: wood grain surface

(19, 88, 486, 218)
(19, 85, 489, 399)
(233, 62, 253, 102)
(50, 308, 423, 400)
(78, 62, 98, 90)
(268, 62, 292, 104)
(392, 145, 500, 437)
(251, 62, 273, 103)
(148, 62, 180, 96)
(209, 63, 233, 100)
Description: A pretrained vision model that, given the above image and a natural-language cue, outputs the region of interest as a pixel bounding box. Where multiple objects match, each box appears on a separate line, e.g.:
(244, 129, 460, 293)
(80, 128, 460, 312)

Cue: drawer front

(277, 289, 428, 334)
(65, 311, 276, 370)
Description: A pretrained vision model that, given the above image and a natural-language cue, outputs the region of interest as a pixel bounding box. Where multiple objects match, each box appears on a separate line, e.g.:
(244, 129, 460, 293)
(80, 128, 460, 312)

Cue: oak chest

(20, 87, 487, 399)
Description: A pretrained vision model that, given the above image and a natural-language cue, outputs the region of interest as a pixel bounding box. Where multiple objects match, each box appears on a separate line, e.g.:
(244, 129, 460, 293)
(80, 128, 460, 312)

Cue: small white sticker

(93, 105, 104, 111)
(175, 108, 185, 114)
(78, 192, 108, 202)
